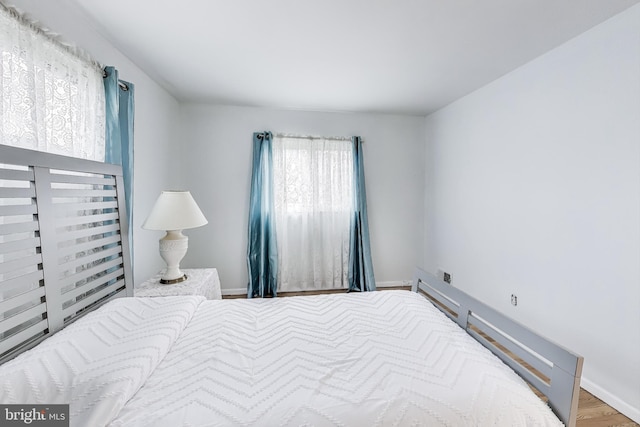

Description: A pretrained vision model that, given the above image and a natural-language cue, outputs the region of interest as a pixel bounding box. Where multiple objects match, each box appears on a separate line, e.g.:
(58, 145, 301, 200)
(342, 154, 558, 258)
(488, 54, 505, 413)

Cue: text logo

(1, 405, 69, 426)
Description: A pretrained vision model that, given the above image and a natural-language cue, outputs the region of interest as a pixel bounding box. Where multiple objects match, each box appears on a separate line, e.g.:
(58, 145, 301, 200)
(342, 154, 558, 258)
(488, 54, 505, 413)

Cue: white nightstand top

(135, 268, 222, 300)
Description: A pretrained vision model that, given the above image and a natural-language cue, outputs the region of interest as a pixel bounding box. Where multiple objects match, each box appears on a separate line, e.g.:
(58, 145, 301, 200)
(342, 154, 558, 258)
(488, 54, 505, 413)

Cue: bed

(0, 145, 583, 426)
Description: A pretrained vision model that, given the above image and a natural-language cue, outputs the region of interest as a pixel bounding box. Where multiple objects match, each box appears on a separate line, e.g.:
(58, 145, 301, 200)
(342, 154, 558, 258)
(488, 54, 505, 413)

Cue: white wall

(424, 5, 640, 421)
(178, 105, 425, 291)
(9, 0, 182, 284)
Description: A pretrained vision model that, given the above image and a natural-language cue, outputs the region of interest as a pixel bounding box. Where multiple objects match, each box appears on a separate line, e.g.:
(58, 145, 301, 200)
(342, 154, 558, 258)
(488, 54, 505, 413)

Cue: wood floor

(223, 290, 637, 426)
(577, 389, 638, 427)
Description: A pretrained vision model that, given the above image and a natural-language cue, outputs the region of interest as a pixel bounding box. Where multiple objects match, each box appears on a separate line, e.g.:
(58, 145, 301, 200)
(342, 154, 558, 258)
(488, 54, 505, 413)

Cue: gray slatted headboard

(0, 145, 133, 364)
(412, 268, 583, 427)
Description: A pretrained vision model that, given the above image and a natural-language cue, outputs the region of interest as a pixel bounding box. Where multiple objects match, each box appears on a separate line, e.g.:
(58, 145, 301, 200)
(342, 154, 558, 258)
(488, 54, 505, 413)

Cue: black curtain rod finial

(103, 68, 129, 91)
(256, 131, 271, 141)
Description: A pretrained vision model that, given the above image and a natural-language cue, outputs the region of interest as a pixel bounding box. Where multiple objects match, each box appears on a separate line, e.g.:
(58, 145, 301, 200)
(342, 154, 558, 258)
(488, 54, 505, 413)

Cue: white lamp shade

(142, 191, 208, 231)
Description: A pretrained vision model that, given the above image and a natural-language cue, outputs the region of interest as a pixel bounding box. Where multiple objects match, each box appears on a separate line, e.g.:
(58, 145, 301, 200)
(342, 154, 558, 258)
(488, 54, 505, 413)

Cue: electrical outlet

(443, 272, 451, 284)
(511, 294, 518, 306)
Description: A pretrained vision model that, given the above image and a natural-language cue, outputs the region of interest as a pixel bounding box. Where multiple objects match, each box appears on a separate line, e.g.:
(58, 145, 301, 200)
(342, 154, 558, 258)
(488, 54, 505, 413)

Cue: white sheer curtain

(0, 5, 105, 160)
(273, 134, 353, 292)
(0, 5, 105, 289)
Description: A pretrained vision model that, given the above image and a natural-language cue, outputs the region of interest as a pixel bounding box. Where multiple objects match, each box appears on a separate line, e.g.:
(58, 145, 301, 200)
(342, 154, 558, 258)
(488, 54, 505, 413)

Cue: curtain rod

(256, 132, 363, 143)
(275, 133, 355, 142)
(0, 1, 103, 73)
(1, 1, 129, 91)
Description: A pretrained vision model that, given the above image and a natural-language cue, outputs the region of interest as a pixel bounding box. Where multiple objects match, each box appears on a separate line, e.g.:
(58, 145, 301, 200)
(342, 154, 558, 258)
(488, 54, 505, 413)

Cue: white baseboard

(376, 280, 413, 288)
(581, 377, 640, 423)
(221, 280, 412, 297)
(222, 288, 247, 296)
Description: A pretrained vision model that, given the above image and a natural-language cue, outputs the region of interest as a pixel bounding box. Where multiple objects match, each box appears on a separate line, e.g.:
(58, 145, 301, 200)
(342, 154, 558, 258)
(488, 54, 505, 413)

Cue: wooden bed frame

(0, 145, 133, 364)
(413, 268, 583, 427)
(0, 145, 582, 425)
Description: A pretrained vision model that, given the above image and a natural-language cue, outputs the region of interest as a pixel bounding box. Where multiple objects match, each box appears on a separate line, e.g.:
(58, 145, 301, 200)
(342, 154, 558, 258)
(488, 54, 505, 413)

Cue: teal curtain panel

(247, 132, 278, 298)
(104, 66, 135, 267)
(348, 136, 375, 292)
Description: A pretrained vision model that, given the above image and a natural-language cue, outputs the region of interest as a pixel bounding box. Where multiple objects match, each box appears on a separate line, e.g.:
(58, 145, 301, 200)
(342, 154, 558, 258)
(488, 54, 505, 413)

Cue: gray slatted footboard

(412, 268, 583, 427)
(0, 145, 133, 364)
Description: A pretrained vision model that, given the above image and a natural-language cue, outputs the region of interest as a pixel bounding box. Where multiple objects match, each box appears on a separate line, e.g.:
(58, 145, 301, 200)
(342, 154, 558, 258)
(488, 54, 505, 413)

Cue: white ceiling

(68, 0, 638, 115)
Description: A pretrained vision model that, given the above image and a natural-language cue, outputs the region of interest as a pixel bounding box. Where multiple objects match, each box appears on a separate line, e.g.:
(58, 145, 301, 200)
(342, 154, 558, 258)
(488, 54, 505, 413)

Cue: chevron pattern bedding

(0, 296, 202, 426)
(0, 291, 563, 426)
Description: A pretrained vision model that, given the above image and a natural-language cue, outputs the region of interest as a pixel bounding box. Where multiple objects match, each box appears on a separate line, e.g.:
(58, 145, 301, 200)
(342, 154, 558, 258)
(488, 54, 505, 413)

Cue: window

(0, 5, 106, 285)
(0, 5, 105, 160)
(272, 134, 353, 291)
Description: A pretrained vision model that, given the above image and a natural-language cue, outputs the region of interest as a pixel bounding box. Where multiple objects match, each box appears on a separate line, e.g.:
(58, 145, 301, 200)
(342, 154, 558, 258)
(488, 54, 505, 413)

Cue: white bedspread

(110, 291, 562, 427)
(0, 296, 202, 427)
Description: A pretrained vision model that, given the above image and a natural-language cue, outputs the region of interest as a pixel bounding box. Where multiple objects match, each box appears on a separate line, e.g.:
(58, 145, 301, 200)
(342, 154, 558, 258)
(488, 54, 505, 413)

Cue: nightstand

(135, 268, 222, 300)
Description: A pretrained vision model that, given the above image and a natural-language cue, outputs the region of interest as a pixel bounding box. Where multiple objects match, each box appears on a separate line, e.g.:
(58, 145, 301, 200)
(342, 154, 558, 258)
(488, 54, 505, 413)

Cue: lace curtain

(0, 5, 105, 160)
(273, 134, 353, 291)
(0, 5, 106, 291)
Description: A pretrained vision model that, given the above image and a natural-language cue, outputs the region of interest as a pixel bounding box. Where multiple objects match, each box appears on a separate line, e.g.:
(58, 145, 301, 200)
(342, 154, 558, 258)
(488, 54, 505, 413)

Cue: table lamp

(142, 191, 208, 284)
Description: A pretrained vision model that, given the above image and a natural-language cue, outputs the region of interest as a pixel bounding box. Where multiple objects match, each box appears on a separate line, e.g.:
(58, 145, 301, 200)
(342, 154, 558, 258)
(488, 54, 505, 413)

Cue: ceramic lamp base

(159, 230, 189, 284)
